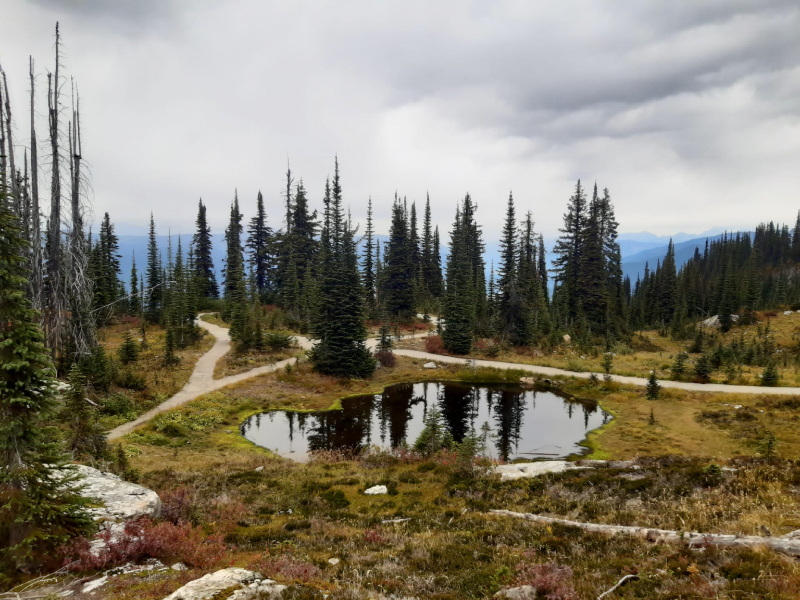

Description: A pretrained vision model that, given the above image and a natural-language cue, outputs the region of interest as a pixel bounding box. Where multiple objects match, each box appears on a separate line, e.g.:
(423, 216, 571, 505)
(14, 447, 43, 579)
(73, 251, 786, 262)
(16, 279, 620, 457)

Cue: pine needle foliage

(0, 194, 93, 581)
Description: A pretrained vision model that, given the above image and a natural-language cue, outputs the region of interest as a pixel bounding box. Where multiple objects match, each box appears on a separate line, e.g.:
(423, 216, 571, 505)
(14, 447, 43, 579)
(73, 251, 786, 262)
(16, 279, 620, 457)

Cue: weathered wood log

(490, 509, 800, 557)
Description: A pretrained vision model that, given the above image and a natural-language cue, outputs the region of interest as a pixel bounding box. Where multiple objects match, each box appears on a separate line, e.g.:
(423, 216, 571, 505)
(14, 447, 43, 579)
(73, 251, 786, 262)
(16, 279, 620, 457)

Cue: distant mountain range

(115, 229, 734, 292)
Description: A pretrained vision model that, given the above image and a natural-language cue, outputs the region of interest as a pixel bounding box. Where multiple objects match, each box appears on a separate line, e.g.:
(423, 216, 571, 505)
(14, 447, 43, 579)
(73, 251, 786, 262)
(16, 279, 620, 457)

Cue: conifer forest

(3, 13, 800, 600)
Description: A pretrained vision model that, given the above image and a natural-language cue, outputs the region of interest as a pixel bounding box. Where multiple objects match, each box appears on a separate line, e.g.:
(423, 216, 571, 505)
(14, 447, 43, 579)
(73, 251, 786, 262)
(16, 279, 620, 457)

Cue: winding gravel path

(108, 319, 800, 441)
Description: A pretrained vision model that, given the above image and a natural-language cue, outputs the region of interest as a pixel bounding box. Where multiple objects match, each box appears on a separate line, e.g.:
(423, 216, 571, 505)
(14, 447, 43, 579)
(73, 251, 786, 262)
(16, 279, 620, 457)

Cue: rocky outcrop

(163, 568, 286, 600)
(68, 464, 161, 554)
(494, 461, 587, 482)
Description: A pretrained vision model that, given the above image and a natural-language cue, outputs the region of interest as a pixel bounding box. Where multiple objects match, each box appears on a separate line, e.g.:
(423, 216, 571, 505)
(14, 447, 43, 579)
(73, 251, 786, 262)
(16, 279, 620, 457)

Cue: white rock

(82, 575, 109, 594)
(328, 557, 340, 566)
(423, 362, 437, 369)
(172, 562, 188, 571)
(563, 334, 571, 344)
(162, 568, 264, 600)
(494, 461, 586, 482)
(64, 465, 161, 556)
(254, 466, 264, 472)
(70, 464, 162, 525)
(364, 485, 388, 495)
(495, 585, 537, 599)
(785, 311, 793, 316)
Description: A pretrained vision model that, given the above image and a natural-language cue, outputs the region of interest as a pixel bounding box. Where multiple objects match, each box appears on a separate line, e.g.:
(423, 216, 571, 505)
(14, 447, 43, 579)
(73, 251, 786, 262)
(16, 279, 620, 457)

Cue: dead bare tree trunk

(2, 67, 20, 214)
(45, 23, 65, 360)
(29, 56, 43, 310)
(490, 510, 800, 558)
(65, 83, 96, 356)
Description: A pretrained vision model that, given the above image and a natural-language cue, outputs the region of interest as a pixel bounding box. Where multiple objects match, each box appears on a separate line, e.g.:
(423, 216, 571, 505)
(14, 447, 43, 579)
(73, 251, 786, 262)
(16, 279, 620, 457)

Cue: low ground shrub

(425, 335, 445, 354)
(61, 517, 227, 572)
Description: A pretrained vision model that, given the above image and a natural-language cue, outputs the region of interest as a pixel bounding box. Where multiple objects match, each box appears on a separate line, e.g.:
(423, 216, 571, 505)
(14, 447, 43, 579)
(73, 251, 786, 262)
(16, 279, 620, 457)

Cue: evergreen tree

(658, 239, 677, 325)
(309, 158, 375, 378)
(64, 365, 106, 460)
(537, 234, 548, 304)
(163, 326, 179, 367)
(646, 370, 661, 400)
(761, 361, 779, 386)
(145, 213, 161, 323)
(694, 353, 711, 383)
(431, 225, 444, 299)
(117, 330, 139, 364)
(0, 194, 93, 577)
(519, 212, 550, 339)
(362, 196, 376, 314)
(91, 212, 122, 313)
(718, 259, 736, 333)
(288, 179, 319, 303)
(384, 195, 416, 320)
(246, 191, 273, 300)
(224, 193, 249, 346)
(552, 180, 588, 324)
(129, 253, 140, 315)
(578, 189, 607, 330)
(192, 199, 218, 300)
(442, 206, 474, 354)
(496, 192, 527, 344)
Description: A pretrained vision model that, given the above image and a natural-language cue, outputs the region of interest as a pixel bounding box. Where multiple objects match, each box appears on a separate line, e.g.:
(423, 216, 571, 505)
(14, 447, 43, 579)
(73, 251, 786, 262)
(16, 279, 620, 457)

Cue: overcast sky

(1, 0, 799, 240)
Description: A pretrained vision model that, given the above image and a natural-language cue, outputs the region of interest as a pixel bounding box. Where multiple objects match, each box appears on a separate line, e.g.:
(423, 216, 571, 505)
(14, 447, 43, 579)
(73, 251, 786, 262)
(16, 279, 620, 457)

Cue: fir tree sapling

(694, 354, 711, 383)
(646, 370, 661, 400)
(671, 352, 688, 380)
(761, 361, 779, 387)
(65, 365, 106, 460)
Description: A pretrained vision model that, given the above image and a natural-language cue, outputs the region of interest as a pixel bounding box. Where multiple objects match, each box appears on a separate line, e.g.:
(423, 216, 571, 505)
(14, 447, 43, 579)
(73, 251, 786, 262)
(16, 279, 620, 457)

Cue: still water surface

(241, 382, 610, 462)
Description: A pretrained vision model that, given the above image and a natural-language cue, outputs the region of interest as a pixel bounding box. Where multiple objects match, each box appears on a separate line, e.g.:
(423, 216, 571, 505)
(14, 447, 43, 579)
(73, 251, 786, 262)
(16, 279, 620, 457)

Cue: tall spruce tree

(578, 190, 608, 330)
(442, 205, 474, 354)
(192, 199, 218, 300)
(129, 252, 140, 315)
(497, 192, 526, 343)
(246, 191, 273, 300)
(309, 158, 375, 377)
(362, 196, 376, 314)
(224, 193, 248, 345)
(145, 213, 161, 323)
(552, 180, 588, 324)
(0, 193, 93, 578)
(384, 195, 416, 320)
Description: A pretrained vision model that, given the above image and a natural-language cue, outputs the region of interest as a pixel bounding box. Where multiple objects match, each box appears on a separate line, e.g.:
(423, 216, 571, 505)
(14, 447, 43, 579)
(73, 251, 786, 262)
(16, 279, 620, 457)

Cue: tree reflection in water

(241, 382, 609, 461)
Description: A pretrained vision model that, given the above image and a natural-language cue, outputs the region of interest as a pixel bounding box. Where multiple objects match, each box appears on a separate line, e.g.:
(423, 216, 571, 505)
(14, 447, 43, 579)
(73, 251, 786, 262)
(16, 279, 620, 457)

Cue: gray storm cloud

(1, 0, 799, 239)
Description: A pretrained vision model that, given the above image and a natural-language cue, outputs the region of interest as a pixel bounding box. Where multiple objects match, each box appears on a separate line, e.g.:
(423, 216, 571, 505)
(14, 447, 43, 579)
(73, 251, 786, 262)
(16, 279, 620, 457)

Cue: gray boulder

(67, 464, 161, 555)
(163, 568, 285, 600)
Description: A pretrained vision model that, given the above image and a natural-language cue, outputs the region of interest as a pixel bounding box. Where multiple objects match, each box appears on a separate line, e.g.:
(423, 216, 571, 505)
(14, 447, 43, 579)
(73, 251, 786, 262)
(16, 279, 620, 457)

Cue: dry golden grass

(112, 355, 800, 599)
(94, 317, 213, 428)
(212, 347, 299, 379)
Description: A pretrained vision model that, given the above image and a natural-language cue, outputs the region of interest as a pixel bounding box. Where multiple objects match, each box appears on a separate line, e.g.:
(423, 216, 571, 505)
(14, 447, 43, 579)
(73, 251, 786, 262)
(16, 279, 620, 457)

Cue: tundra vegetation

(2, 23, 800, 600)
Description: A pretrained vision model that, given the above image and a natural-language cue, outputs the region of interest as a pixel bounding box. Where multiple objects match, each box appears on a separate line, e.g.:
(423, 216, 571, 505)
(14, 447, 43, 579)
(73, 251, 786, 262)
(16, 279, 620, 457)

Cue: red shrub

(375, 350, 396, 368)
(425, 335, 445, 354)
(249, 553, 321, 583)
(512, 551, 577, 600)
(364, 526, 385, 544)
(61, 518, 228, 572)
(160, 486, 197, 524)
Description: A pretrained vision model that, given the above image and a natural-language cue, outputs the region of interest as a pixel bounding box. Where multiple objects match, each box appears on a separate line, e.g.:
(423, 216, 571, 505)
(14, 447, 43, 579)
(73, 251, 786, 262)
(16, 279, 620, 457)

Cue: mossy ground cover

(103, 356, 800, 598)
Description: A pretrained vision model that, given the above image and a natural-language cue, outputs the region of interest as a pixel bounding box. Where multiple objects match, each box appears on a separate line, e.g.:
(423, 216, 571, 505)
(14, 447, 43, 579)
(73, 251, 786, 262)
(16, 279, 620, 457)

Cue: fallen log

(490, 510, 800, 557)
